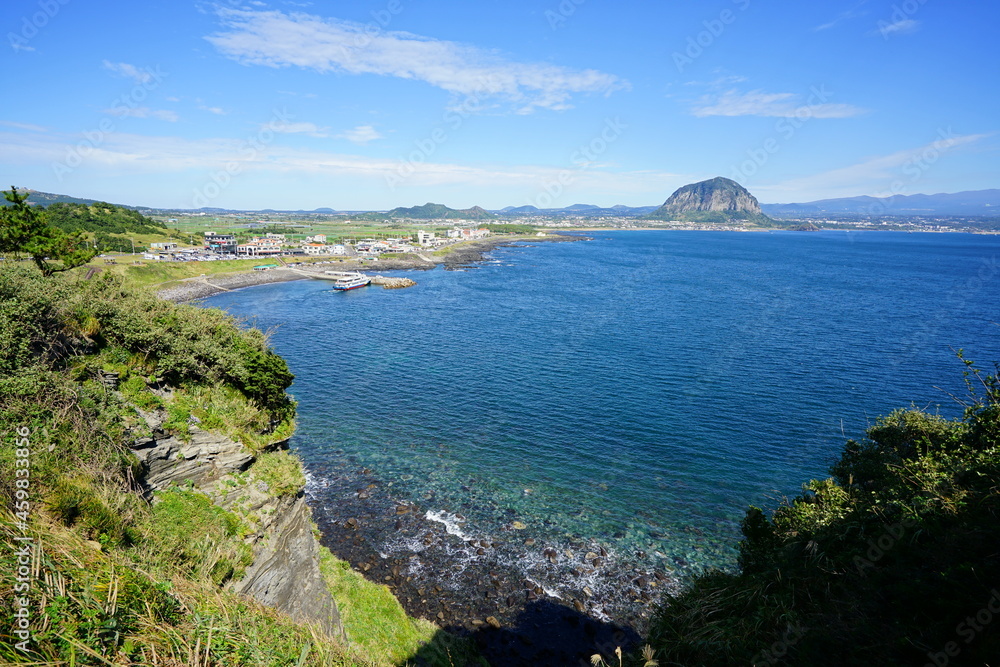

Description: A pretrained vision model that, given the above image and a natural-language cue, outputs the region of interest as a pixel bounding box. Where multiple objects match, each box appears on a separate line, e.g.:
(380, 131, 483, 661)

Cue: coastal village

(140, 225, 493, 263)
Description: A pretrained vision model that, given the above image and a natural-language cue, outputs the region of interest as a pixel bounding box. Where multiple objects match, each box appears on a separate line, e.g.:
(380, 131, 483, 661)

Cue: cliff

(0, 264, 470, 665)
(648, 177, 773, 225)
(130, 407, 344, 639)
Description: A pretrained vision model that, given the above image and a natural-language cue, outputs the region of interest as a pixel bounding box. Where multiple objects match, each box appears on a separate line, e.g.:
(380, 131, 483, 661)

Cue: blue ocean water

(203, 230, 999, 606)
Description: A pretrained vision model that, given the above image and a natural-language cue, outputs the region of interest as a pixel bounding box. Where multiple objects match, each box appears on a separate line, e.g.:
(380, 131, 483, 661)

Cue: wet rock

(653, 570, 668, 581)
(345, 517, 358, 529)
(634, 576, 648, 588)
(583, 586, 594, 597)
(593, 557, 604, 568)
(584, 551, 599, 561)
(524, 538, 536, 546)
(526, 590, 538, 601)
(486, 616, 501, 629)
(395, 505, 410, 514)
(573, 599, 585, 613)
(511, 520, 527, 530)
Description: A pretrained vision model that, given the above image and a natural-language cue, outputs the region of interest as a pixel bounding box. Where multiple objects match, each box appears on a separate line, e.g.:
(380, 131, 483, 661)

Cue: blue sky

(1, 0, 997, 210)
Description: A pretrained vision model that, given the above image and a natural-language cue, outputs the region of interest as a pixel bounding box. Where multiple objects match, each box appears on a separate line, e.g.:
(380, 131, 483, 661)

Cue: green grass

(251, 450, 307, 497)
(318, 549, 482, 667)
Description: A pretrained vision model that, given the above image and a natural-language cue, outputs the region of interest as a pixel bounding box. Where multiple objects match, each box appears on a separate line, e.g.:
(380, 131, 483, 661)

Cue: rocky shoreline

(306, 459, 658, 665)
(158, 233, 581, 303)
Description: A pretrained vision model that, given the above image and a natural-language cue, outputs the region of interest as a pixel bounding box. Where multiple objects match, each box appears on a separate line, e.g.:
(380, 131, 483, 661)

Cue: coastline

(158, 233, 582, 303)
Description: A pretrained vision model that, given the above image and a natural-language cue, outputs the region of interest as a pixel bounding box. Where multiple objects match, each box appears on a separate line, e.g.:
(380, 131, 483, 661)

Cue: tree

(0, 187, 95, 276)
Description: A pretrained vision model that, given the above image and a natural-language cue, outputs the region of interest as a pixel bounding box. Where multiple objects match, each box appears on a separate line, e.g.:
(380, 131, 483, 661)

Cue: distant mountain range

(8, 187, 999, 218)
(761, 189, 1000, 217)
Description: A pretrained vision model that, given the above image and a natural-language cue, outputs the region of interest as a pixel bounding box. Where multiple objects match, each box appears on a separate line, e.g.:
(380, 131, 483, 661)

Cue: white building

(417, 230, 435, 245)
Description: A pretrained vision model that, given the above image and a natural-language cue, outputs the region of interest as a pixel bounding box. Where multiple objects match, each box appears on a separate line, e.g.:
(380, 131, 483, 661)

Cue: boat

(323, 271, 371, 291)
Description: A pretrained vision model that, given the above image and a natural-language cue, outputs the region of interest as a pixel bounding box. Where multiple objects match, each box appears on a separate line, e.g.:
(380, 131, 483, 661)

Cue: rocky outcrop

(371, 275, 417, 289)
(649, 177, 772, 224)
(231, 494, 344, 639)
(131, 419, 254, 496)
(129, 408, 344, 640)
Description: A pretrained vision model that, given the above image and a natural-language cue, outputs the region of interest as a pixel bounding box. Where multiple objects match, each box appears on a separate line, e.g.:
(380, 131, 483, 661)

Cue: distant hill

(762, 189, 1000, 217)
(387, 202, 496, 220)
(1, 188, 111, 207)
(648, 177, 773, 225)
(45, 201, 166, 236)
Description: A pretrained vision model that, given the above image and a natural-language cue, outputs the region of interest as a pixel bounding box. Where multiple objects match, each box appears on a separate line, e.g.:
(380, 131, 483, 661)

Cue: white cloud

(102, 60, 156, 84)
(200, 105, 228, 115)
(205, 8, 628, 113)
(754, 132, 991, 201)
(104, 106, 179, 122)
(271, 121, 330, 138)
(0, 128, 680, 197)
(0, 120, 47, 132)
(692, 89, 866, 119)
(815, 1, 869, 31)
(336, 125, 382, 145)
(875, 19, 920, 37)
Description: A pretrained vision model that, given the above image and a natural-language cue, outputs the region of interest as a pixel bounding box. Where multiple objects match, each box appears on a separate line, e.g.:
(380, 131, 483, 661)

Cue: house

(150, 242, 177, 251)
(303, 243, 332, 256)
(417, 230, 435, 246)
(236, 237, 282, 257)
(204, 232, 237, 254)
(265, 233, 286, 242)
(305, 234, 327, 243)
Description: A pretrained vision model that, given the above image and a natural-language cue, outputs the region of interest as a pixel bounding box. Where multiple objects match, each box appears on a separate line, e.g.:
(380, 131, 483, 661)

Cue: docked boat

(323, 271, 371, 291)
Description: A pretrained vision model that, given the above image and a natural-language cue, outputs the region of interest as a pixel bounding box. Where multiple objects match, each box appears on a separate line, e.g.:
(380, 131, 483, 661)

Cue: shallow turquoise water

(203, 230, 999, 604)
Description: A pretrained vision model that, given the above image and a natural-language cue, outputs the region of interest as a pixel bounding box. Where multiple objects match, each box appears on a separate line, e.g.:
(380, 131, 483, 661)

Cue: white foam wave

(425, 509, 473, 540)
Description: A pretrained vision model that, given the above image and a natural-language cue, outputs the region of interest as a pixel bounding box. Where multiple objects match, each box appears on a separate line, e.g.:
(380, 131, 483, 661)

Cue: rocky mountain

(387, 202, 496, 220)
(648, 177, 772, 224)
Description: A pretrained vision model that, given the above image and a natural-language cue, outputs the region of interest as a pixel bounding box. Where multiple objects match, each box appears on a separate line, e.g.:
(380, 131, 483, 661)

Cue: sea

(202, 230, 1000, 627)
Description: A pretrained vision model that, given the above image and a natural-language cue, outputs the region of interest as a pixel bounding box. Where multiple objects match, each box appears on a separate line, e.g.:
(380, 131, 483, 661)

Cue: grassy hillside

(0, 264, 478, 666)
(646, 356, 1000, 665)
